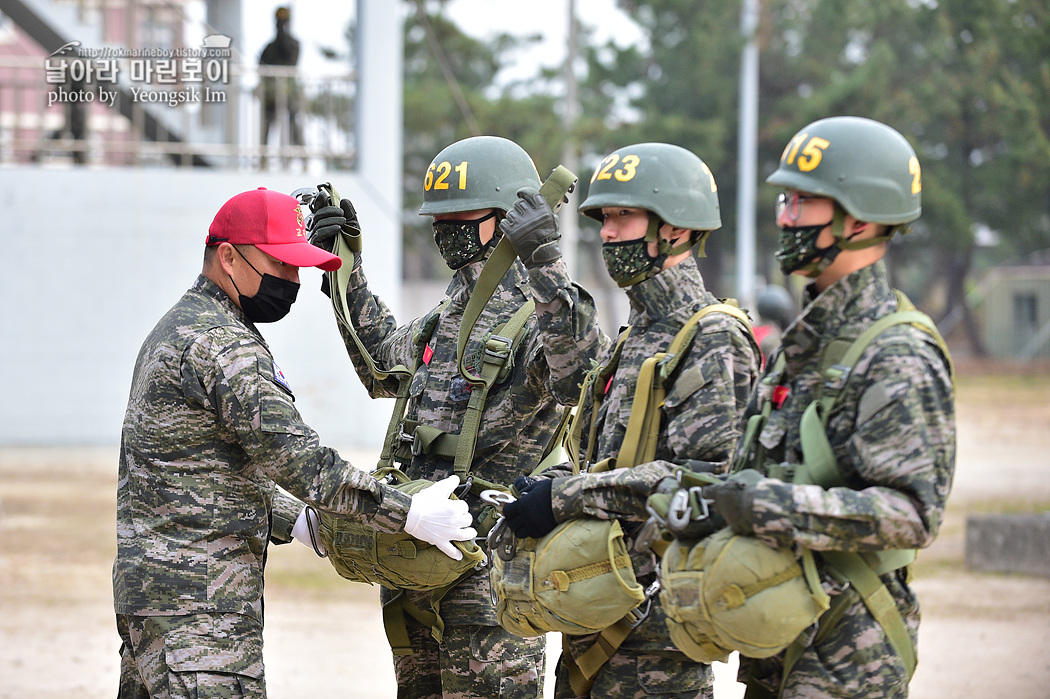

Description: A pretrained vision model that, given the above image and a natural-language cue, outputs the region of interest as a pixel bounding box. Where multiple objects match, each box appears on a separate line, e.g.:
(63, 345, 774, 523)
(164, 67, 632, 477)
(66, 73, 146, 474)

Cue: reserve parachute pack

(313, 467, 486, 591)
(661, 527, 829, 663)
(656, 290, 953, 688)
(489, 301, 757, 695)
(648, 471, 829, 664)
(489, 514, 646, 637)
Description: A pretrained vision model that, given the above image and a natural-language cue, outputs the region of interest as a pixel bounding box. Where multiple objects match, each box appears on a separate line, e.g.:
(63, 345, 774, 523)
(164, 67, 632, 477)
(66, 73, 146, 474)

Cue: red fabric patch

(605, 375, 615, 395)
(772, 385, 790, 409)
(422, 344, 434, 365)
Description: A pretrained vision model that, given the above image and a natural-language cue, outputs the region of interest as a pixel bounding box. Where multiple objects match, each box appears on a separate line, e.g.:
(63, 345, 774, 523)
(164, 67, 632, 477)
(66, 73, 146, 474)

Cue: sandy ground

(1, 369, 1049, 698)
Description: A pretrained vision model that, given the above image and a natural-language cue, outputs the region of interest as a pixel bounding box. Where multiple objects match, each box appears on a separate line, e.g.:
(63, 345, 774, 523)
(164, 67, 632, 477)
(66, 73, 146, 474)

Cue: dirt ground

(1, 367, 1049, 699)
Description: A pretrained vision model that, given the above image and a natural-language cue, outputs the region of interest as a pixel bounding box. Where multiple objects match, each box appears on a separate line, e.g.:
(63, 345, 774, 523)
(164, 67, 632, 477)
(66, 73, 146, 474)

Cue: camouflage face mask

(432, 211, 498, 270)
(775, 220, 837, 277)
(602, 238, 659, 287)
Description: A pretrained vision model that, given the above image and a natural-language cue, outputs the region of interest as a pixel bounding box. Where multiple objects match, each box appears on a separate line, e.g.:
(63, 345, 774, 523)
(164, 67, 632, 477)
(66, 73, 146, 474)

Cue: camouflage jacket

(338, 248, 606, 623)
(113, 275, 410, 620)
(735, 261, 956, 697)
(550, 255, 761, 532)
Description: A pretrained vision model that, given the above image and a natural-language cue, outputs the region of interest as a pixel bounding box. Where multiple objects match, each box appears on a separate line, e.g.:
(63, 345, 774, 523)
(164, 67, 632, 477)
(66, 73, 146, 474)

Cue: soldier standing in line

(701, 116, 956, 697)
(114, 187, 474, 699)
(307, 135, 607, 699)
(502, 143, 761, 699)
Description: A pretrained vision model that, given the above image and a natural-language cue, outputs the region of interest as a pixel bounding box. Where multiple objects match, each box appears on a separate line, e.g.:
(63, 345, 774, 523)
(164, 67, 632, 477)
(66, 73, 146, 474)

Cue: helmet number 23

(591, 153, 640, 184)
(425, 160, 469, 191)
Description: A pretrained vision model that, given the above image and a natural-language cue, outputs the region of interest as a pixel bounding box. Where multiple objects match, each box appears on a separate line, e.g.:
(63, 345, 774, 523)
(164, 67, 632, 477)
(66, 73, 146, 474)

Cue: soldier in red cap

(113, 188, 476, 698)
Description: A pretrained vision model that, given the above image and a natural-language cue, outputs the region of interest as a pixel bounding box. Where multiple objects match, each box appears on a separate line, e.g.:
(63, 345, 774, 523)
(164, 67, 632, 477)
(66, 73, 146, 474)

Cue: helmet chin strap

(799, 206, 899, 278)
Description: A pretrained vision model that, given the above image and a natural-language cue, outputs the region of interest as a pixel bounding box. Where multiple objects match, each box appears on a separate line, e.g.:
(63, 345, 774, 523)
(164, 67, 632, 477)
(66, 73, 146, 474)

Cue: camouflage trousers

(390, 611, 546, 699)
(116, 613, 265, 698)
(554, 594, 713, 699)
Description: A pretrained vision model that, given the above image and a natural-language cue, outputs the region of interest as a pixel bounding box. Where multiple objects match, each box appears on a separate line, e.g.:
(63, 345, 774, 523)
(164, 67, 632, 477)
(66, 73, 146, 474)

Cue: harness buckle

(484, 335, 513, 362)
(824, 364, 851, 391)
(624, 581, 660, 628)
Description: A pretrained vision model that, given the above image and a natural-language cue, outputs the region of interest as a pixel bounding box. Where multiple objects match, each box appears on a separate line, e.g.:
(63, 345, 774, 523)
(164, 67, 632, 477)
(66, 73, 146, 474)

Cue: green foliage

(395, 0, 1050, 316)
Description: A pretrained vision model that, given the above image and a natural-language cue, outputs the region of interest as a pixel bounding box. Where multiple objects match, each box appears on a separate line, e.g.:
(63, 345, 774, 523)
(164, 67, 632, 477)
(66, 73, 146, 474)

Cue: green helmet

(766, 116, 921, 225)
(579, 142, 721, 230)
(419, 136, 542, 216)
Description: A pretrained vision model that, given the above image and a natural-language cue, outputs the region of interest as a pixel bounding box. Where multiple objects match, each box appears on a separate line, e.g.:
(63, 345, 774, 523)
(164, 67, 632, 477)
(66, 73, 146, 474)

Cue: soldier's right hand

(309, 198, 362, 253)
(404, 476, 477, 560)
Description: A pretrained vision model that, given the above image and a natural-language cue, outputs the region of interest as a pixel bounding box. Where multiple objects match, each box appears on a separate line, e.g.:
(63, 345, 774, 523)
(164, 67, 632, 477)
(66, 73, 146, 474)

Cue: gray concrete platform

(966, 512, 1050, 577)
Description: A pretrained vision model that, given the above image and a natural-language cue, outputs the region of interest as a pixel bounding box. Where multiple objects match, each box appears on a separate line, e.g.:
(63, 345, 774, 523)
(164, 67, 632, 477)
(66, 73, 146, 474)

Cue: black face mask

(229, 247, 300, 323)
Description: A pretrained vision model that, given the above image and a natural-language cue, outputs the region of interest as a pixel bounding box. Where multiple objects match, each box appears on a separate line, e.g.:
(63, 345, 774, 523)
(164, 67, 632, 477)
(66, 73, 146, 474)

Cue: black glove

(499, 187, 561, 269)
(512, 475, 537, 496)
(309, 197, 361, 253)
(703, 469, 763, 536)
(503, 478, 557, 539)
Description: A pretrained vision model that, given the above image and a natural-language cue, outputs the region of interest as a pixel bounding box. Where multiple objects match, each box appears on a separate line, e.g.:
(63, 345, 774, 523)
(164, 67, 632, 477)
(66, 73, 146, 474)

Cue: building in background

(0, 0, 403, 449)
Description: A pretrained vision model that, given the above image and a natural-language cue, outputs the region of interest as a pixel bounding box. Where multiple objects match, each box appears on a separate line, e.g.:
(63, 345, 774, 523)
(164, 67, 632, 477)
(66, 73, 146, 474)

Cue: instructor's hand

(404, 476, 476, 560)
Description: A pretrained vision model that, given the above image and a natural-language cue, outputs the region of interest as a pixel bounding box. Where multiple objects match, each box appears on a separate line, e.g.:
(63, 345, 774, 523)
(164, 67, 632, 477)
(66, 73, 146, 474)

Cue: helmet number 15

(781, 133, 830, 172)
(425, 160, 469, 191)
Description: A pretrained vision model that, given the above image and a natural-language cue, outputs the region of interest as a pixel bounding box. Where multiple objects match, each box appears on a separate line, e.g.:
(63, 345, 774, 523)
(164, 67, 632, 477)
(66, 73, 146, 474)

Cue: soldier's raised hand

(500, 187, 562, 269)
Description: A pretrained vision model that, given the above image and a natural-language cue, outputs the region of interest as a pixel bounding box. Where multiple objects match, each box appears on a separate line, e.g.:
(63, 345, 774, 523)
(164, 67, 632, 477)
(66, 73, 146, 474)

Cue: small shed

(980, 254, 1050, 360)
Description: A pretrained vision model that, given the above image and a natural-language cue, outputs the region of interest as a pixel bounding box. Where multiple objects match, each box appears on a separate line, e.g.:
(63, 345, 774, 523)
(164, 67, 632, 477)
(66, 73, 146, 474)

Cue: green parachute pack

(314, 467, 487, 591)
(489, 515, 646, 637)
(654, 290, 954, 689)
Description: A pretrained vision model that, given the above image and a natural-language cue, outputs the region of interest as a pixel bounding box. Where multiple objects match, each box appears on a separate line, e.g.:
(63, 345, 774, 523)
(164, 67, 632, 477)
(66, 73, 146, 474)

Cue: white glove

(404, 475, 476, 561)
(291, 507, 326, 556)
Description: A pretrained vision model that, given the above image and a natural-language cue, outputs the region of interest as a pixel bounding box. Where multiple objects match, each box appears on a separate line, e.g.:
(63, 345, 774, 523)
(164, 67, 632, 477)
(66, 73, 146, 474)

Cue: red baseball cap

(206, 187, 342, 271)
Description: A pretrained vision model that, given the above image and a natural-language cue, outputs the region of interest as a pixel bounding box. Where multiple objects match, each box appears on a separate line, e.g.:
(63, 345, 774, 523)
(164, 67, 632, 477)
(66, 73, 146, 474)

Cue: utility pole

(560, 0, 580, 277)
(736, 0, 760, 312)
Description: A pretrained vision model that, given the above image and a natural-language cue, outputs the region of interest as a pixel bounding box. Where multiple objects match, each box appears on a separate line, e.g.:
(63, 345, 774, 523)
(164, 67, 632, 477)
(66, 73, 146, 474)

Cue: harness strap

(567, 327, 632, 472)
(618, 303, 754, 471)
(453, 300, 536, 484)
(565, 617, 636, 697)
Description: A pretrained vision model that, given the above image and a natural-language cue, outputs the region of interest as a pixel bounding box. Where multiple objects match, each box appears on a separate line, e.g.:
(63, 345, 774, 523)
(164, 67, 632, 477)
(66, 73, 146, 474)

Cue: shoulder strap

(798, 296, 949, 488)
(564, 326, 632, 472)
(456, 165, 577, 386)
(617, 302, 754, 470)
(452, 299, 535, 487)
(376, 300, 448, 469)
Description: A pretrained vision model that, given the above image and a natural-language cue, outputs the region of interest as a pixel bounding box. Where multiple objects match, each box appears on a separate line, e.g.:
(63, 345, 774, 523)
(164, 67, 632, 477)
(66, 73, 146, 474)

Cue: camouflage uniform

(114, 275, 411, 697)
(338, 245, 605, 699)
(548, 254, 761, 699)
(733, 261, 955, 698)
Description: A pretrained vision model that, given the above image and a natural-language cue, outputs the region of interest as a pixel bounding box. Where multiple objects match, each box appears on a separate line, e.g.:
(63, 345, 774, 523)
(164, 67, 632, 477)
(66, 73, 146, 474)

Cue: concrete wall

(0, 166, 402, 450)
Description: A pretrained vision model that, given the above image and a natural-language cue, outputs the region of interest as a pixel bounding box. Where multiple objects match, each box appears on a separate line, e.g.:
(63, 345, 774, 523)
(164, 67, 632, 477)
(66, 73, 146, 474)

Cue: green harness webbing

(564, 302, 757, 696)
(736, 291, 953, 696)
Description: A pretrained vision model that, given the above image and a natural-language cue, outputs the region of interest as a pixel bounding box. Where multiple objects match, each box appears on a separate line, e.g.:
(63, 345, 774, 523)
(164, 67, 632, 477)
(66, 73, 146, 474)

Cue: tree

(401, 0, 570, 279)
